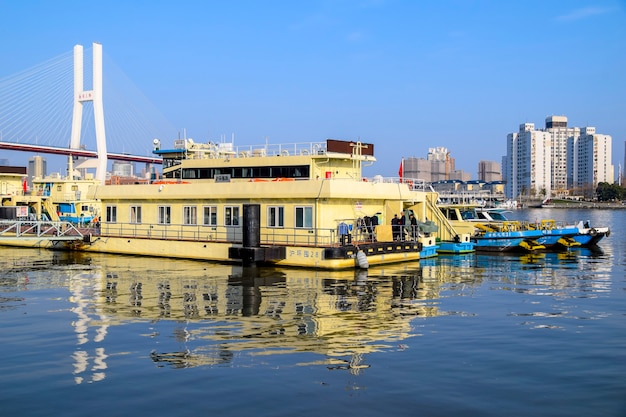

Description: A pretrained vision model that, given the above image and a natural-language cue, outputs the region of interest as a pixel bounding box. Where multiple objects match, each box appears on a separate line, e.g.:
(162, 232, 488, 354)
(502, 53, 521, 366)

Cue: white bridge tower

(70, 43, 107, 182)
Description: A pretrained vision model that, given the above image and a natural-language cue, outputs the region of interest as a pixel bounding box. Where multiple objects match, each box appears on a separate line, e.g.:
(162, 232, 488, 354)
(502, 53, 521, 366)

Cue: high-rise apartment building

(505, 116, 613, 199)
(568, 127, 613, 192)
(402, 147, 466, 182)
(505, 122, 552, 199)
(478, 160, 501, 182)
(28, 155, 46, 188)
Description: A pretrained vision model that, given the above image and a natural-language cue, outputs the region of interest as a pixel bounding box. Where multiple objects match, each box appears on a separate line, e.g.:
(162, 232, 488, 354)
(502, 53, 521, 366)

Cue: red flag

(398, 159, 404, 180)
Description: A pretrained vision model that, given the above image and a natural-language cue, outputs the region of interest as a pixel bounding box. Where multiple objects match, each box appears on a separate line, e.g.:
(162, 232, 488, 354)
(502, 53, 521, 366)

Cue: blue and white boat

(523, 219, 581, 249)
(438, 205, 545, 252)
(471, 208, 609, 249)
(570, 220, 611, 246)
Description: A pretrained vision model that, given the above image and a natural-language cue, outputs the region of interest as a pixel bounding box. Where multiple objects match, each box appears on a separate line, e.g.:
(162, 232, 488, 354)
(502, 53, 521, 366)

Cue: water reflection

(0, 243, 617, 381)
(57, 254, 485, 374)
(61, 246, 615, 375)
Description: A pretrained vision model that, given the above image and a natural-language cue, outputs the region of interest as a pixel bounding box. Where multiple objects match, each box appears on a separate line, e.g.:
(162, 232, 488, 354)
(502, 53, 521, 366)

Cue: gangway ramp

(0, 220, 84, 241)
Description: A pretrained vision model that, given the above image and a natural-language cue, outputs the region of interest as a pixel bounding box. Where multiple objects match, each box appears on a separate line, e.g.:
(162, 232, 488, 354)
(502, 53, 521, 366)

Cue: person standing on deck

(391, 214, 400, 240)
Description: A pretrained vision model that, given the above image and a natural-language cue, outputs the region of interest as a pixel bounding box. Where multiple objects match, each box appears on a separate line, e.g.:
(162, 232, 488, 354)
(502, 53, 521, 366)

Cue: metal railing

(99, 222, 344, 247)
(0, 220, 84, 240)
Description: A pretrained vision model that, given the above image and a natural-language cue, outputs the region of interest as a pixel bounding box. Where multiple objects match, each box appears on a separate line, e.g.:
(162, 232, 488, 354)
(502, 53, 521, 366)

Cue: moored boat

(453, 206, 609, 250)
(438, 204, 545, 252)
(1, 138, 470, 269)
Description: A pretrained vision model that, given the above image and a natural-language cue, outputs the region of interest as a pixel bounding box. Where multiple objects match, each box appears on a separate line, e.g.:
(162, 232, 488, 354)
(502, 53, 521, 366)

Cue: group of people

(391, 212, 418, 241)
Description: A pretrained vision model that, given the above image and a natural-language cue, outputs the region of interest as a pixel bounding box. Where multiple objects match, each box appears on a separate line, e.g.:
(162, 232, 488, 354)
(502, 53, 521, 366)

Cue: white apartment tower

(568, 127, 614, 191)
(545, 115, 578, 194)
(505, 116, 613, 199)
(506, 123, 552, 199)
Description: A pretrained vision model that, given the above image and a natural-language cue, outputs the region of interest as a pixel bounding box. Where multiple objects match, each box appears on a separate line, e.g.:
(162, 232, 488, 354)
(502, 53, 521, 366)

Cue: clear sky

(1, 0, 625, 178)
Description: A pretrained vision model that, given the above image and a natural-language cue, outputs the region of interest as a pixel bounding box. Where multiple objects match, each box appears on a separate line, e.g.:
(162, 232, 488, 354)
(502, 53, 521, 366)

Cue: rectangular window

(106, 205, 117, 223)
(268, 206, 284, 227)
(203, 206, 217, 226)
(295, 206, 313, 228)
(183, 206, 197, 225)
(158, 206, 171, 224)
(225, 206, 239, 226)
(130, 206, 142, 224)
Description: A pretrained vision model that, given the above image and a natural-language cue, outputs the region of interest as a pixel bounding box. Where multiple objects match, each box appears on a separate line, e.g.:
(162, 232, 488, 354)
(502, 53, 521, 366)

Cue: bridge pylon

(70, 43, 108, 183)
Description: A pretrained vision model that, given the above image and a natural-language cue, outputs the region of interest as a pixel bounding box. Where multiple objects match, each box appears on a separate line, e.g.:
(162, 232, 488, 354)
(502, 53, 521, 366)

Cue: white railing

(0, 220, 84, 240)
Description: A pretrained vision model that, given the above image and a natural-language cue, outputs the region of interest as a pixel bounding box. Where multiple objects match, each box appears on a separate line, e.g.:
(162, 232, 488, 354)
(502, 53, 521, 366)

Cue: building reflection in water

(66, 247, 607, 377)
(64, 254, 478, 375)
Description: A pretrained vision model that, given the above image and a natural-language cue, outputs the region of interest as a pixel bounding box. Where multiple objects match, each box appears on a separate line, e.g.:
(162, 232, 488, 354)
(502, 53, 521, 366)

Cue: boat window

(158, 206, 171, 224)
(268, 206, 284, 228)
(179, 165, 310, 180)
(225, 206, 240, 227)
(130, 206, 142, 224)
(447, 210, 459, 221)
(203, 206, 217, 226)
(295, 206, 313, 228)
(183, 206, 197, 225)
(106, 205, 117, 223)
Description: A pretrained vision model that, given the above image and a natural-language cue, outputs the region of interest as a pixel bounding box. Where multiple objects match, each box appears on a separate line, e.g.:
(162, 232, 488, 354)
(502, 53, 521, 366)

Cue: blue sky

(1, 0, 625, 178)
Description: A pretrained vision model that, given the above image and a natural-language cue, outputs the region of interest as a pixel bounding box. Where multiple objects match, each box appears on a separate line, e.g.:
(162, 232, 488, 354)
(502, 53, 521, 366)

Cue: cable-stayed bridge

(0, 43, 177, 180)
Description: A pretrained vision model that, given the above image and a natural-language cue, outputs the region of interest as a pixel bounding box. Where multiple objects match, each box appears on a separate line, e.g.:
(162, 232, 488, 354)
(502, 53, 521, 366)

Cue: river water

(1, 208, 624, 417)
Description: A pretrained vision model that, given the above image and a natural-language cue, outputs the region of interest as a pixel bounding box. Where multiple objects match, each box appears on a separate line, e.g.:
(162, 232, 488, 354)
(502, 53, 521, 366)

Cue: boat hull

(436, 241, 475, 254)
(0, 235, 422, 270)
(473, 229, 545, 252)
(572, 226, 610, 246)
(536, 227, 581, 249)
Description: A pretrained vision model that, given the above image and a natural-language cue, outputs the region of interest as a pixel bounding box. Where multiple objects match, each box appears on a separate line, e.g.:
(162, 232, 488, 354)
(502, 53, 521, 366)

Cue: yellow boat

(1, 138, 466, 269)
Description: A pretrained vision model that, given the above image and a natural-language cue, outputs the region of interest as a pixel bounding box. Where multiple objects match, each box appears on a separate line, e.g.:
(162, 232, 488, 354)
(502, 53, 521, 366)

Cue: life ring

(589, 228, 598, 236)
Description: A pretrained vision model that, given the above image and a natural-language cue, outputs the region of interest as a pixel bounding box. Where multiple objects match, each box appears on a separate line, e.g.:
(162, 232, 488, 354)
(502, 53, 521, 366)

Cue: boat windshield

(487, 211, 509, 221)
(460, 210, 477, 220)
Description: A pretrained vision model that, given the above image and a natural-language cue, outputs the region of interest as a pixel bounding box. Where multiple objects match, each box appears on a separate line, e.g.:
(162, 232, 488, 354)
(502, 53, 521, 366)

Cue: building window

(203, 206, 217, 226)
(158, 206, 171, 224)
(295, 206, 313, 228)
(106, 205, 117, 223)
(183, 206, 197, 225)
(268, 206, 284, 228)
(130, 206, 142, 224)
(225, 206, 239, 226)
(71, 185, 78, 191)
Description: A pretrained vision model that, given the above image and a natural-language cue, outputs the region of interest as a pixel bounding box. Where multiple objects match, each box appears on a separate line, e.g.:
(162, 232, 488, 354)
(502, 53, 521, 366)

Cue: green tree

(596, 182, 625, 201)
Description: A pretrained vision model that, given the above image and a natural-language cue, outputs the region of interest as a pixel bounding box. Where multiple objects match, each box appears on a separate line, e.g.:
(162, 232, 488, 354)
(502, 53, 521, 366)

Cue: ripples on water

(0, 209, 624, 417)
